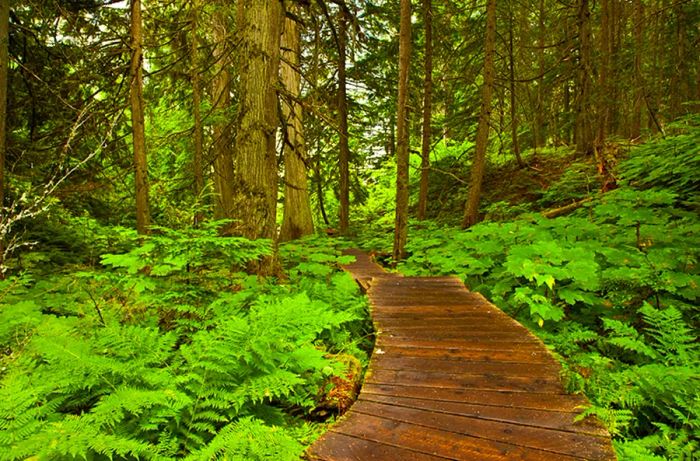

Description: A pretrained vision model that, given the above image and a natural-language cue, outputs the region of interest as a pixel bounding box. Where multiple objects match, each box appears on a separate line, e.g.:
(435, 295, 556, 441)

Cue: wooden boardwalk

(307, 249, 616, 461)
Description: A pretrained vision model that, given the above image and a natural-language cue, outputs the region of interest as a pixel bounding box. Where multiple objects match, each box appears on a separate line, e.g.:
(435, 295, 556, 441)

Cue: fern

(183, 417, 303, 461)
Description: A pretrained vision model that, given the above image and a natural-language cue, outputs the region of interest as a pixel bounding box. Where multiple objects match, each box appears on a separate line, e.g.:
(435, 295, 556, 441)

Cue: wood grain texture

(307, 249, 616, 460)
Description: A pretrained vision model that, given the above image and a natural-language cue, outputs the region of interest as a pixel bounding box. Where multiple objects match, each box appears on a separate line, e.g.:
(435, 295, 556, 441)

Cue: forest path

(307, 249, 616, 461)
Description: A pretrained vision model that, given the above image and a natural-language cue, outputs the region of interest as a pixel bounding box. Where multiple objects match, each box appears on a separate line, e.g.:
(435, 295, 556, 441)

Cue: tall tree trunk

(669, 1, 688, 120)
(233, 0, 283, 274)
(337, 11, 350, 235)
(630, 0, 644, 139)
(417, 0, 432, 221)
(130, 0, 150, 234)
(280, 8, 314, 241)
(462, 0, 497, 228)
(534, 0, 546, 148)
(0, 0, 8, 275)
(563, 18, 572, 144)
(596, 0, 611, 147)
(508, 9, 524, 168)
(310, 17, 329, 227)
(575, 0, 594, 156)
(392, 0, 411, 261)
(190, 0, 204, 226)
(211, 5, 235, 225)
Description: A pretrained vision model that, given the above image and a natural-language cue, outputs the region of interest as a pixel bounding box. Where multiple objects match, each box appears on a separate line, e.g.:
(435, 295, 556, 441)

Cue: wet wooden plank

(307, 250, 616, 460)
(366, 368, 563, 393)
(361, 383, 589, 412)
(372, 344, 556, 364)
(360, 393, 609, 436)
(308, 432, 450, 461)
(329, 412, 586, 461)
(371, 355, 560, 375)
(351, 400, 614, 460)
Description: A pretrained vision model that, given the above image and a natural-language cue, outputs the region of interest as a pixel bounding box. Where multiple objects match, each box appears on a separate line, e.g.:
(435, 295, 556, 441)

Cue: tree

(280, 6, 314, 241)
(630, 0, 644, 139)
(211, 3, 235, 226)
(0, 0, 8, 274)
(575, 0, 594, 156)
(232, 0, 283, 274)
(337, 10, 350, 235)
(190, 0, 204, 226)
(507, 6, 524, 168)
(130, 0, 151, 234)
(462, 0, 497, 228)
(417, 0, 433, 221)
(392, 0, 411, 260)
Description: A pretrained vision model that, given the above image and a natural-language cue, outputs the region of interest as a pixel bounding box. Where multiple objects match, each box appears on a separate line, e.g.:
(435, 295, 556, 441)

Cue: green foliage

(538, 161, 599, 207)
(0, 230, 368, 460)
(388, 132, 700, 460)
(619, 117, 700, 201)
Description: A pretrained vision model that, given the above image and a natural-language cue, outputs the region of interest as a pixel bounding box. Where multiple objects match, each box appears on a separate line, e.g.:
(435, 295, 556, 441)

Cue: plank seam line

(373, 344, 551, 353)
(371, 358, 558, 366)
(359, 396, 608, 438)
(350, 409, 603, 461)
(367, 368, 562, 382)
(365, 380, 569, 394)
(326, 429, 462, 461)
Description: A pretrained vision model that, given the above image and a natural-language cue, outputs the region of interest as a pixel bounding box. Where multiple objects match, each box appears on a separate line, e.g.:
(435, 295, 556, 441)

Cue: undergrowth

(360, 123, 700, 460)
(0, 226, 369, 460)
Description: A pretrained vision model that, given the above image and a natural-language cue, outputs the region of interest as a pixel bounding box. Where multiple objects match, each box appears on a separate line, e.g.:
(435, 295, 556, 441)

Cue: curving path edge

(307, 249, 616, 461)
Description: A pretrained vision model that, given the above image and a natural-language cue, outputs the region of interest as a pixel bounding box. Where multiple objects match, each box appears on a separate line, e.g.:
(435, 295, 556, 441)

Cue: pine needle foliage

(0, 228, 368, 460)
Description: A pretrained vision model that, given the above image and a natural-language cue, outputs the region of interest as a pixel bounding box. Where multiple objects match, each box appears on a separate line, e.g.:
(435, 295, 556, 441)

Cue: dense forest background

(0, 0, 698, 459)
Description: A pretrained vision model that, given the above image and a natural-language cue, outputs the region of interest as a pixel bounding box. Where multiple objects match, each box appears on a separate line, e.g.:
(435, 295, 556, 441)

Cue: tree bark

(669, 1, 688, 120)
(130, 0, 150, 235)
(534, 0, 546, 149)
(417, 0, 432, 221)
(596, 0, 611, 147)
(508, 9, 524, 168)
(211, 5, 235, 226)
(233, 0, 283, 274)
(392, 0, 411, 261)
(338, 11, 350, 235)
(630, 0, 644, 139)
(575, 0, 594, 156)
(190, 0, 204, 227)
(462, 0, 497, 228)
(0, 0, 8, 274)
(280, 7, 314, 241)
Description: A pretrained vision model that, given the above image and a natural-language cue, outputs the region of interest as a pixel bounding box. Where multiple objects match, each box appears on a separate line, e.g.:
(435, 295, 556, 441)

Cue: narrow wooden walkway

(307, 249, 616, 461)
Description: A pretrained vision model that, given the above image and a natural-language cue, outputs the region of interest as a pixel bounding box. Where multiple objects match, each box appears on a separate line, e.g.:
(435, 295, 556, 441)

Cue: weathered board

(307, 249, 616, 461)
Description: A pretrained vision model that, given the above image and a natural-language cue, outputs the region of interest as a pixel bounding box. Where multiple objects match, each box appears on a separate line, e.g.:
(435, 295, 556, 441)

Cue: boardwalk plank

(310, 432, 450, 461)
(361, 383, 589, 412)
(371, 355, 560, 375)
(372, 344, 556, 363)
(329, 412, 585, 461)
(360, 393, 608, 436)
(306, 250, 615, 460)
(351, 400, 614, 460)
(367, 368, 563, 393)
